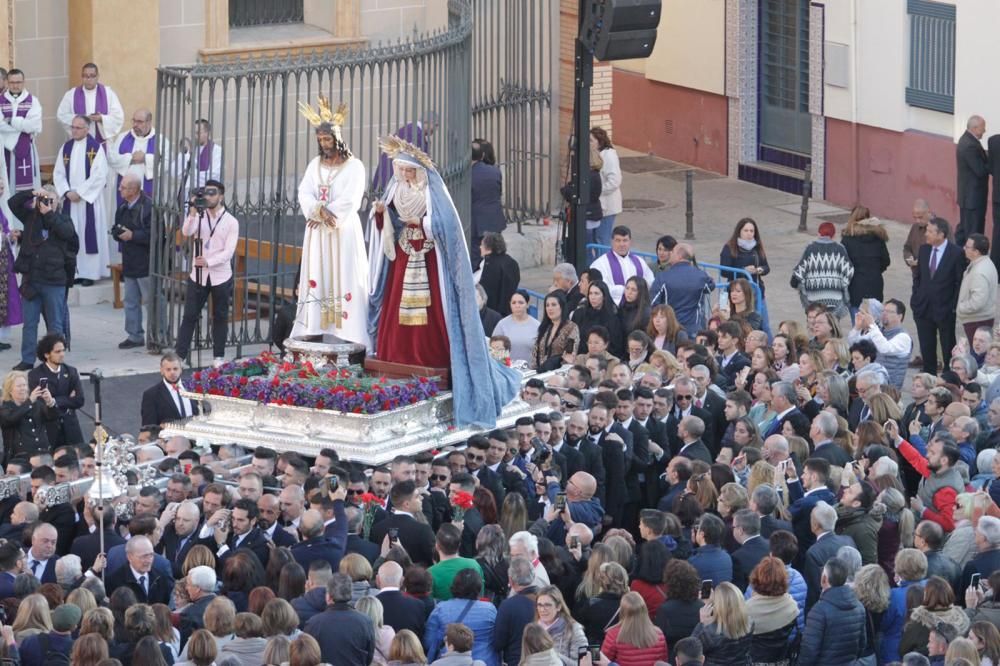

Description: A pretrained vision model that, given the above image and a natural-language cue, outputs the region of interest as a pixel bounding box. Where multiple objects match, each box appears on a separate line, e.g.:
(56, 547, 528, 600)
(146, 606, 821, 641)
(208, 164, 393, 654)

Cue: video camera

(190, 187, 209, 214)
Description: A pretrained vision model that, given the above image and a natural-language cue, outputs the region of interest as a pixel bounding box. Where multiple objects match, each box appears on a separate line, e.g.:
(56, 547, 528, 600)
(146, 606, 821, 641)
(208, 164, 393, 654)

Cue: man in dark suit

(764, 382, 810, 439)
(343, 507, 380, 564)
(105, 536, 172, 605)
(71, 502, 126, 571)
(676, 415, 713, 465)
(467, 436, 505, 505)
(785, 458, 836, 559)
(671, 377, 717, 455)
(960, 515, 1000, 592)
(911, 217, 965, 375)
(689, 365, 727, 454)
(563, 412, 606, 507)
(208, 498, 272, 569)
(847, 368, 882, 431)
(27, 333, 84, 448)
(956, 115, 988, 245)
(291, 507, 348, 573)
(632, 387, 669, 509)
(549, 413, 584, 483)
(988, 132, 1000, 269)
(157, 500, 202, 578)
(586, 403, 628, 527)
(731, 509, 771, 591)
(469, 139, 506, 268)
(139, 352, 199, 438)
(375, 560, 428, 636)
(803, 502, 856, 610)
(915, 520, 962, 596)
(809, 412, 853, 468)
(614, 389, 650, 530)
(750, 484, 792, 539)
(369, 480, 437, 567)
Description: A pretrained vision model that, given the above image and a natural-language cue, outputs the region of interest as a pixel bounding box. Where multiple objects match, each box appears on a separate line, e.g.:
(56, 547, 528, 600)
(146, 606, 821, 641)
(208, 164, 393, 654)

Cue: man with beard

(290, 98, 369, 345)
(587, 403, 626, 527)
(564, 411, 606, 506)
(886, 422, 965, 533)
(140, 352, 199, 438)
(485, 430, 525, 498)
(633, 387, 669, 507)
(548, 411, 583, 482)
(466, 435, 505, 505)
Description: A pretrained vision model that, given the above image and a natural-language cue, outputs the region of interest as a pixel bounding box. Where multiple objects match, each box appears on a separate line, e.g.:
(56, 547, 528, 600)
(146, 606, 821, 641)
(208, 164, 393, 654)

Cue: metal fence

(150, 0, 558, 358)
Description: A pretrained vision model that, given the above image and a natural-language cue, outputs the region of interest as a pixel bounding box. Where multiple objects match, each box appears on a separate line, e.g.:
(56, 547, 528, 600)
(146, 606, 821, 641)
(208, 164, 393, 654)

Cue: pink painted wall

(611, 69, 729, 175)
(824, 118, 968, 228)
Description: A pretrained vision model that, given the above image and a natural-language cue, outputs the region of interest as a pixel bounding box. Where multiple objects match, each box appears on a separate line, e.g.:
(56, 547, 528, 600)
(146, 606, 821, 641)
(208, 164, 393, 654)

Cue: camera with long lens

(34, 194, 53, 208)
(190, 187, 208, 213)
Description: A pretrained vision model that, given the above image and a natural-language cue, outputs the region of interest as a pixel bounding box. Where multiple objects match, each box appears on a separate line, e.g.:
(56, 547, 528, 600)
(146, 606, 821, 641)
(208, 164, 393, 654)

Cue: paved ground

(1, 147, 932, 434)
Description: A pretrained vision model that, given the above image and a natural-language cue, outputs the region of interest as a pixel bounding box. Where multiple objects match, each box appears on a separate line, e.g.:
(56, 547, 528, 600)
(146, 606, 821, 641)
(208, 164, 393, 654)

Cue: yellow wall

(616, 0, 725, 95)
(69, 0, 160, 124)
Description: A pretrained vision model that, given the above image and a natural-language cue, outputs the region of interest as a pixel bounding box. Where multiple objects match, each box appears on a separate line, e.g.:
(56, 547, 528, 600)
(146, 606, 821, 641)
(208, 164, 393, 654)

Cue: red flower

(239, 376, 249, 386)
(230, 389, 240, 397)
(352, 407, 362, 413)
(271, 377, 281, 387)
(345, 292, 352, 302)
(193, 371, 202, 381)
(298, 371, 307, 378)
(419, 377, 429, 384)
(363, 392, 373, 401)
(309, 279, 317, 288)
(451, 490, 475, 511)
(342, 312, 348, 319)
(316, 400, 325, 409)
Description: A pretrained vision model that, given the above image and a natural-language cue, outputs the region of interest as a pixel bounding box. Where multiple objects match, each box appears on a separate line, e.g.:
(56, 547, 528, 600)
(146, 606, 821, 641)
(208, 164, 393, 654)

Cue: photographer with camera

(174, 179, 238, 368)
(9, 187, 78, 371)
(111, 173, 155, 350)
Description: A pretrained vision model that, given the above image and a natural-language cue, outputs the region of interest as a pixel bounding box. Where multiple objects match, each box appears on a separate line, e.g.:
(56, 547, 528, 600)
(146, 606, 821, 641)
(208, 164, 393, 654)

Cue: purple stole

(605, 251, 645, 286)
(116, 132, 157, 205)
(62, 135, 102, 254)
(72, 84, 109, 141)
(198, 141, 214, 174)
(0, 94, 35, 190)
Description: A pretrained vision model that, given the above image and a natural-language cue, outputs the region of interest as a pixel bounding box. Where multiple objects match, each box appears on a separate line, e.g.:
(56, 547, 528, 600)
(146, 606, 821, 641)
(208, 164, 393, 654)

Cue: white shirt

(26, 550, 48, 581)
(130, 566, 150, 591)
(164, 379, 194, 418)
(929, 241, 947, 270)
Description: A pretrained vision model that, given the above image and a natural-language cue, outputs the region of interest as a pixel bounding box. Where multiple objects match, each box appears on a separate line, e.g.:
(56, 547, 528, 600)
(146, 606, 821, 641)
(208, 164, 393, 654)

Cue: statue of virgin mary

(368, 137, 519, 428)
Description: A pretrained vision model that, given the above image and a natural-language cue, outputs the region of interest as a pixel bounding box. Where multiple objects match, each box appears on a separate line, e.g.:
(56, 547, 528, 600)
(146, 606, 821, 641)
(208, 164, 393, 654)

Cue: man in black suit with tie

(803, 501, 856, 610)
(587, 403, 627, 527)
(764, 382, 810, 439)
(71, 501, 125, 571)
(105, 536, 172, 605)
(369, 480, 437, 567)
(957, 115, 988, 245)
(469, 139, 506, 267)
(731, 509, 771, 591)
(689, 364, 727, 455)
(256, 494, 297, 548)
(613, 389, 650, 530)
(632, 388, 669, 509)
(671, 377, 717, 456)
(157, 500, 202, 578)
(847, 368, 883, 431)
(25, 523, 59, 584)
(466, 436, 506, 505)
(140, 352, 199, 439)
(344, 506, 380, 564)
(911, 217, 965, 375)
(375, 560, 428, 637)
(548, 412, 584, 482)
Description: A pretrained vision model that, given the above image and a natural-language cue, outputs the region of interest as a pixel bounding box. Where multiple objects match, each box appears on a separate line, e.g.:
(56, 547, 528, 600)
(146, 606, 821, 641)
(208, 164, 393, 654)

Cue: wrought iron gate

(150, 0, 557, 357)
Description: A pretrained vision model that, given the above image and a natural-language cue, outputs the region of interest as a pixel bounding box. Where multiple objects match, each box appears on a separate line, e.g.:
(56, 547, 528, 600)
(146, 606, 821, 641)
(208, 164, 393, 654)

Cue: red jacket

(897, 439, 959, 532)
(601, 624, 669, 666)
(630, 579, 668, 621)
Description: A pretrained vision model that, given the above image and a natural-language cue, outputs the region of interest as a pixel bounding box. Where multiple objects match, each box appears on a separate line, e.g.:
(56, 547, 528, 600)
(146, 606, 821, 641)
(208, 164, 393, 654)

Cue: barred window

(906, 0, 955, 114)
(229, 0, 304, 29)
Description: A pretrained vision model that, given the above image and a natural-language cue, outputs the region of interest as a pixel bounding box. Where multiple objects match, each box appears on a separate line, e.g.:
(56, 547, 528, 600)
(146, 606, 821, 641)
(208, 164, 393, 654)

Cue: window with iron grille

(906, 0, 955, 114)
(229, 0, 304, 28)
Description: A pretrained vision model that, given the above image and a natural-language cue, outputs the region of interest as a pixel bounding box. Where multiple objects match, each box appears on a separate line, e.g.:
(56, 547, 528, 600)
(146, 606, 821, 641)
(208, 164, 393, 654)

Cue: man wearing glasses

(174, 179, 238, 368)
(466, 436, 505, 505)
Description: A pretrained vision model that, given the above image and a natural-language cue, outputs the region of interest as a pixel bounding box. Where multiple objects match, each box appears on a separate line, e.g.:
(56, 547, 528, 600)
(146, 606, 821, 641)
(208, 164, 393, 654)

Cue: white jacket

(957, 255, 998, 322)
(598, 147, 622, 216)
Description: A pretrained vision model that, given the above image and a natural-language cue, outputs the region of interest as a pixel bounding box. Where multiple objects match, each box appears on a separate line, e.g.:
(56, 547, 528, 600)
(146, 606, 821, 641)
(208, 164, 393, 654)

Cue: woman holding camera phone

(0, 369, 57, 462)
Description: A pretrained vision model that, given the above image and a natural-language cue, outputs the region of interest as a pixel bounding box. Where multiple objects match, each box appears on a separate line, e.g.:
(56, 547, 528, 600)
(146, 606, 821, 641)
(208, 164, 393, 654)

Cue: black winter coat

(111, 193, 153, 278)
(561, 169, 603, 222)
(0, 399, 57, 463)
(10, 190, 78, 288)
(719, 243, 770, 295)
(479, 252, 520, 316)
(841, 227, 890, 306)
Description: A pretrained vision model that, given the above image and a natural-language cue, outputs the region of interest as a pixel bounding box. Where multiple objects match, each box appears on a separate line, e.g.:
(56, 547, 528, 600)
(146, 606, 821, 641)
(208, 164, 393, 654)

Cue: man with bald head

(106, 535, 171, 604)
(158, 500, 201, 578)
(25, 523, 59, 583)
(538, 471, 603, 544)
(650, 241, 714, 336)
(563, 410, 606, 505)
(376, 560, 428, 635)
(109, 108, 165, 205)
(257, 493, 297, 547)
(113, 172, 156, 349)
(906, 199, 934, 273)
(290, 500, 347, 573)
(958, 114, 988, 245)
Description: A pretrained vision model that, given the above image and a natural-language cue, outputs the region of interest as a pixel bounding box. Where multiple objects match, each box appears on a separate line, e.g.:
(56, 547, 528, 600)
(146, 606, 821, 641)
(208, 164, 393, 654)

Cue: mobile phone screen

(701, 580, 713, 599)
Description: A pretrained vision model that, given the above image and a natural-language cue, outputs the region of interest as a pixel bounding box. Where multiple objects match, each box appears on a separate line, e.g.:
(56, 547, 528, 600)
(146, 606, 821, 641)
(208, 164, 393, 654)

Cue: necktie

(176, 537, 188, 562)
(930, 247, 938, 276)
(29, 560, 38, 576)
(695, 399, 703, 409)
(138, 575, 147, 594)
(174, 385, 186, 417)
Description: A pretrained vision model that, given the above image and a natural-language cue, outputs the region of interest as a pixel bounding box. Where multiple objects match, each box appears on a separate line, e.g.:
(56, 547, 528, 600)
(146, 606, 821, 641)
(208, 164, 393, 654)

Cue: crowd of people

(0, 112, 999, 666)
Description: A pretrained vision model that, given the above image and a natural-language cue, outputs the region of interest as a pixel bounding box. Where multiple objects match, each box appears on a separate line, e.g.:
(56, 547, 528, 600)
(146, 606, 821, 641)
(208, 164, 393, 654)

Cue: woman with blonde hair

(692, 582, 752, 665)
(387, 628, 427, 665)
(261, 598, 302, 640)
(854, 564, 891, 665)
(182, 544, 217, 576)
(70, 632, 109, 666)
(340, 553, 375, 604)
(66, 587, 97, 617)
(356, 595, 395, 665)
(971, 621, 1000, 666)
(186, 628, 219, 666)
(717, 483, 748, 521)
(649, 349, 683, 384)
(499, 493, 527, 540)
(533, 585, 587, 664)
(599, 591, 668, 665)
(867, 392, 902, 426)
(821, 338, 850, 376)
(578, 561, 629, 645)
(0, 369, 57, 460)
(262, 635, 291, 666)
(647, 305, 688, 354)
(12, 593, 51, 644)
(574, 543, 613, 612)
(79, 607, 115, 644)
(797, 350, 825, 395)
(151, 602, 181, 661)
(747, 461, 787, 508)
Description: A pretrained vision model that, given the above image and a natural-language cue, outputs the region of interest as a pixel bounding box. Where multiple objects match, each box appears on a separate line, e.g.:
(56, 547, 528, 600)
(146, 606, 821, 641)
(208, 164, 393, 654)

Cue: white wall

(954, 0, 1000, 141)
(822, 0, 955, 138)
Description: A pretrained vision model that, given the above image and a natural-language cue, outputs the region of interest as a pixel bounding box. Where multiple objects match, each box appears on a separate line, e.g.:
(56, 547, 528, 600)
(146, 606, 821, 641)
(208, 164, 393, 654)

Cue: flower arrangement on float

(189, 351, 439, 414)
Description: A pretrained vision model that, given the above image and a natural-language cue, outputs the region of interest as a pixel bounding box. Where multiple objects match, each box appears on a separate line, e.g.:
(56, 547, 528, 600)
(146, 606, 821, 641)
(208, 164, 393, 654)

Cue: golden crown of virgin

(379, 134, 435, 170)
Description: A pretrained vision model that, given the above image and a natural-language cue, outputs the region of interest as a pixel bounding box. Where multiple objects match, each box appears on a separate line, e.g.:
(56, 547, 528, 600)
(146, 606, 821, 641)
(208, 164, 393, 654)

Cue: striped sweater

(790, 238, 854, 318)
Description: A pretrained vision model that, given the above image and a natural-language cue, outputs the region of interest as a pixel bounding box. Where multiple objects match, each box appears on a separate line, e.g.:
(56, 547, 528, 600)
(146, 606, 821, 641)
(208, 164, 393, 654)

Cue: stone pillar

(203, 0, 229, 50)
(68, 0, 160, 120)
(0, 0, 11, 70)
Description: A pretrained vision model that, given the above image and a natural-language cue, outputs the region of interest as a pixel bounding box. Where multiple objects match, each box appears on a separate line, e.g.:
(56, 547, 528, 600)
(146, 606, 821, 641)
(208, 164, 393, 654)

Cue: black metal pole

(569, 0, 593, 271)
(798, 164, 812, 232)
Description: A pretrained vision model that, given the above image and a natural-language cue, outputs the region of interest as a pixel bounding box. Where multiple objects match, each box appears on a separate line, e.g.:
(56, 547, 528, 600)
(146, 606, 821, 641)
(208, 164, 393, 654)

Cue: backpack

(37, 633, 70, 666)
